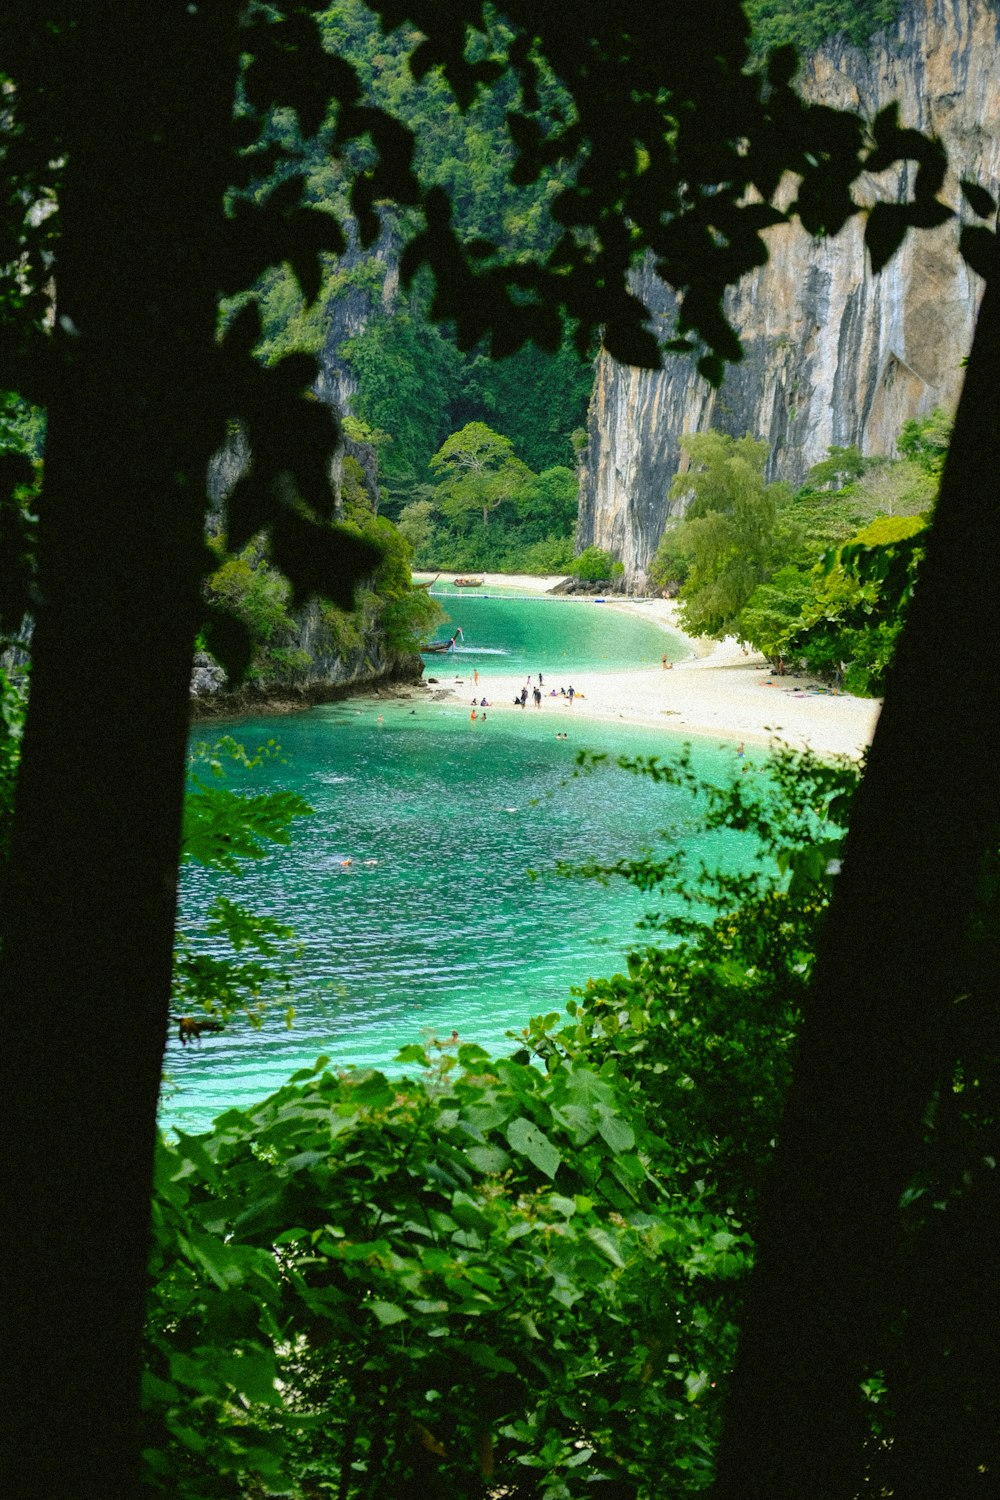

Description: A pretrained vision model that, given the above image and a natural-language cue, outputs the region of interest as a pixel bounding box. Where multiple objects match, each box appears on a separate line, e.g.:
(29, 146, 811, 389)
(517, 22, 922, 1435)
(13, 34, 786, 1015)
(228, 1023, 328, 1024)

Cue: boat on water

(453, 576, 483, 587)
(421, 626, 465, 654)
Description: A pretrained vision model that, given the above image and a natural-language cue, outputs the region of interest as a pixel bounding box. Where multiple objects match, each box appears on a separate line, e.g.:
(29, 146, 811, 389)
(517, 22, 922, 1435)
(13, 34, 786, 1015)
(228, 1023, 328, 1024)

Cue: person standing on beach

(474, 668, 479, 686)
(533, 686, 542, 707)
(568, 685, 575, 704)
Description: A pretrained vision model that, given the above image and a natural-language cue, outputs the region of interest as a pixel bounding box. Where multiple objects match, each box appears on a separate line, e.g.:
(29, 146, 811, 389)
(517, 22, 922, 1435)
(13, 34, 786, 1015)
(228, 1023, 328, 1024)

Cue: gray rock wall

(190, 596, 423, 709)
(579, 0, 1000, 587)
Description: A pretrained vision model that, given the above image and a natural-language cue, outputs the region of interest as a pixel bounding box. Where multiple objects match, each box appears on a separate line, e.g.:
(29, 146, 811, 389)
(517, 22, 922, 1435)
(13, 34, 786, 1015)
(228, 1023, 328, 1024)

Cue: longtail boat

(453, 576, 483, 587)
(421, 626, 464, 654)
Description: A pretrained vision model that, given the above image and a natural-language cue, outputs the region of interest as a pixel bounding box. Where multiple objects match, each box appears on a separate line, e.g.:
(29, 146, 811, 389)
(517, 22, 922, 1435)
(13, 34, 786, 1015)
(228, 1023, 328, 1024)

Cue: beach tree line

(396, 419, 581, 575)
(651, 411, 950, 693)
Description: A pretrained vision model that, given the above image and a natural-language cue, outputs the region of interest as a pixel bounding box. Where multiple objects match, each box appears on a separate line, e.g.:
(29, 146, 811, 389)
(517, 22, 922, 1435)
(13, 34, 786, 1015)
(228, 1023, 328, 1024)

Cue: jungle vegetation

(651, 412, 949, 694)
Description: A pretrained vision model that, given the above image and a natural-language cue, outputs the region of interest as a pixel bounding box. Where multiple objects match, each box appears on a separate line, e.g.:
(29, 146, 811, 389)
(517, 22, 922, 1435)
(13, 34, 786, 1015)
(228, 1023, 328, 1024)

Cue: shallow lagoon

(423, 587, 689, 677)
(163, 597, 749, 1132)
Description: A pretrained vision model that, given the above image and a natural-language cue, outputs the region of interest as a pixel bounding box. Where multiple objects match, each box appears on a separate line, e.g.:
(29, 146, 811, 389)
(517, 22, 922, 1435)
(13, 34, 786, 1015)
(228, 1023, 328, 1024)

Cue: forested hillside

(248, 1, 914, 571)
(249, 0, 593, 534)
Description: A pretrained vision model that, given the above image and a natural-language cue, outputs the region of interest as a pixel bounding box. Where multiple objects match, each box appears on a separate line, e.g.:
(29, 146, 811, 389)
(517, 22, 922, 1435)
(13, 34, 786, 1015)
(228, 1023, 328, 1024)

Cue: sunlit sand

(424, 577, 881, 759)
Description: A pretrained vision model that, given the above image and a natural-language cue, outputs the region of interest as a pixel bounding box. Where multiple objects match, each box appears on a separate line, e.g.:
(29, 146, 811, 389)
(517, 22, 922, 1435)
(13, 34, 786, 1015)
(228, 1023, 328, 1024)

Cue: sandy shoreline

(420, 573, 881, 760)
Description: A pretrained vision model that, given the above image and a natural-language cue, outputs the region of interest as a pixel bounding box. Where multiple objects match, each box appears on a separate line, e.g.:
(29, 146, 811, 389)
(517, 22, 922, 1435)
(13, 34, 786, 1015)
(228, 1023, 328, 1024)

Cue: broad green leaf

(395, 1042, 430, 1067)
(141, 1370, 178, 1405)
(213, 1351, 282, 1405)
(461, 1101, 515, 1134)
(596, 1110, 635, 1153)
(465, 1143, 511, 1174)
(506, 1116, 562, 1179)
(367, 1299, 408, 1326)
(463, 1341, 518, 1374)
(586, 1224, 627, 1268)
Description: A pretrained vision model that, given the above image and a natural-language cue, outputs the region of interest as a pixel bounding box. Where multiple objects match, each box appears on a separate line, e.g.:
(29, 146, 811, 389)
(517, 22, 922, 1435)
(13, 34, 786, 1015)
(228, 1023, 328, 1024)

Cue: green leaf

(214, 1351, 282, 1405)
(141, 1370, 179, 1405)
(506, 1116, 562, 1179)
(463, 1341, 518, 1374)
(465, 1143, 511, 1174)
(585, 1225, 627, 1268)
(596, 1110, 636, 1154)
(395, 1042, 431, 1068)
(367, 1299, 408, 1326)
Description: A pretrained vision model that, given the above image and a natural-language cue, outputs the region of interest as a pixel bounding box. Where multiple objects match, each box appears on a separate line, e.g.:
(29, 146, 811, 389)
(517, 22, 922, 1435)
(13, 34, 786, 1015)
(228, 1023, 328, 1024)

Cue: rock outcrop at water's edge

(189, 604, 424, 719)
(578, 0, 1000, 589)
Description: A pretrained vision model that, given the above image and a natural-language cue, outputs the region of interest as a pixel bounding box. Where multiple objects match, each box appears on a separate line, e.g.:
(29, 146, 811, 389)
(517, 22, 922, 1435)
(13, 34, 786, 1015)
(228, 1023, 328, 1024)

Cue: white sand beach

(422, 575, 881, 760)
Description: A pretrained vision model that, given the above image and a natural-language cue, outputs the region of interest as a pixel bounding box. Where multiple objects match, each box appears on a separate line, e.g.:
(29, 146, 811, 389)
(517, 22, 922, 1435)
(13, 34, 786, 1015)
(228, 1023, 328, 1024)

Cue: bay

(162, 595, 748, 1132)
(423, 586, 688, 677)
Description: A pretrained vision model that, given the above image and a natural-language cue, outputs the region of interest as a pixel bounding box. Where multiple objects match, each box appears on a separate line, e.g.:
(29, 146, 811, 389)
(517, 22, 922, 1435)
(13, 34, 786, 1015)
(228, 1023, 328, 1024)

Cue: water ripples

(164, 602, 745, 1133)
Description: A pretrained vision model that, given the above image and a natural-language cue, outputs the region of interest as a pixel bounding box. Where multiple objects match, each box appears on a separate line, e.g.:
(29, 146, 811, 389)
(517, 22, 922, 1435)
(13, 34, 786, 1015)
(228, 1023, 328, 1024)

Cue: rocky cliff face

(314, 215, 401, 420)
(190, 600, 422, 716)
(579, 0, 1000, 587)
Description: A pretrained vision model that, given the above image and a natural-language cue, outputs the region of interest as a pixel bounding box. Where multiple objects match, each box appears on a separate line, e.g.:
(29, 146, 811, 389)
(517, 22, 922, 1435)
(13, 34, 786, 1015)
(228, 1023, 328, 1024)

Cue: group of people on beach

(464, 669, 582, 723)
(511, 674, 580, 709)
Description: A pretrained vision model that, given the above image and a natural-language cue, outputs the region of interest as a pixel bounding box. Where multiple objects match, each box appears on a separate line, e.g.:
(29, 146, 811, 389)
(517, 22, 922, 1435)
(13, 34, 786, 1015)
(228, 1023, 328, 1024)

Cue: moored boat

(421, 626, 465, 654)
(453, 576, 483, 587)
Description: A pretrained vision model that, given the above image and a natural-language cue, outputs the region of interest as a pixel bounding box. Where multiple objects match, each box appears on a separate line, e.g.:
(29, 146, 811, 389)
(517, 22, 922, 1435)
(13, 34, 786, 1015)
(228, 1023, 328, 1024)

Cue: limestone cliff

(579, 0, 1000, 587)
(189, 600, 422, 717)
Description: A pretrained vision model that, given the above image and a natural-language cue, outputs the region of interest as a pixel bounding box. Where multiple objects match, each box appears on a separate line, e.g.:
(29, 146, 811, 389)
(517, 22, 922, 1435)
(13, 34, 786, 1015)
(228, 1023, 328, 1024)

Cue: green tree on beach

(659, 420, 947, 689)
(1, 2, 999, 1496)
(652, 432, 791, 635)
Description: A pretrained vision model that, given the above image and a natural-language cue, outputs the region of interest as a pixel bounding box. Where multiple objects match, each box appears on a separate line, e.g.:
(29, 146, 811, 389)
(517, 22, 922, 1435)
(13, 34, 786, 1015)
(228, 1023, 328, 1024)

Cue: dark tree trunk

(0, 9, 240, 1495)
(713, 257, 1000, 1495)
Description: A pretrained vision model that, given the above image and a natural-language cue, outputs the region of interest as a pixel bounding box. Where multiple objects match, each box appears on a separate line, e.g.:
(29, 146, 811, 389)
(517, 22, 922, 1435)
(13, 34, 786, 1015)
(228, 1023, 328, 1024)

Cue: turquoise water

(423, 590, 688, 678)
(162, 598, 748, 1133)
